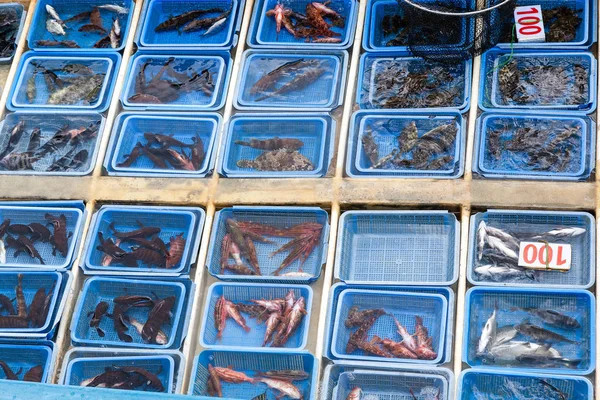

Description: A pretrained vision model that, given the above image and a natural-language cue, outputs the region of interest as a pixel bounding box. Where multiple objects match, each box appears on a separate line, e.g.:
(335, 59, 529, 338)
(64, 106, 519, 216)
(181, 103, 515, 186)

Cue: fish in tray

(79, 365, 164, 392)
(0, 274, 55, 330)
(0, 361, 43, 382)
(155, 7, 231, 37)
(0, 7, 22, 59)
(235, 137, 314, 172)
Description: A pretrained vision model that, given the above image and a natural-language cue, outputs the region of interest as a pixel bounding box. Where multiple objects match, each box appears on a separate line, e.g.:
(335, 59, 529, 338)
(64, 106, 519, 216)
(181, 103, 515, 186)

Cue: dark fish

(0, 219, 9, 237)
(257, 370, 309, 381)
(23, 365, 43, 382)
(88, 301, 108, 337)
(515, 322, 578, 344)
(143, 132, 190, 148)
(235, 137, 304, 151)
(79, 24, 107, 34)
(62, 63, 95, 76)
(520, 308, 581, 329)
(207, 364, 223, 397)
(123, 236, 169, 257)
(112, 304, 133, 342)
(90, 7, 103, 27)
(0, 316, 28, 328)
(181, 10, 229, 32)
(113, 295, 155, 308)
(0, 361, 20, 380)
(118, 367, 164, 392)
(35, 40, 79, 48)
(96, 232, 127, 258)
(129, 246, 166, 268)
(127, 93, 163, 104)
(8, 224, 33, 235)
(14, 235, 45, 264)
(117, 142, 143, 168)
(142, 296, 176, 343)
(165, 234, 185, 269)
(27, 287, 47, 327)
(154, 8, 225, 32)
(26, 128, 41, 153)
(164, 148, 195, 171)
(0, 294, 15, 315)
(65, 11, 92, 22)
(64, 149, 89, 171)
(1, 120, 25, 158)
(256, 66, 327, 101)
(46, 213, 70, 257)
(109, 221, 161, 239)
(84, 368, 130, 387)
(93, 35, 111, 48)
(0, 152, 38, 171)
(249, 59, 315, 95)
(190, 135, 205, 170)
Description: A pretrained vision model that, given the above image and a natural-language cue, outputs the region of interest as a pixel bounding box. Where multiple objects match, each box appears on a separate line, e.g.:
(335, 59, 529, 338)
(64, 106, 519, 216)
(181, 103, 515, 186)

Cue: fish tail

(234, 140, 251, 147)
(243, 325, 251, 333)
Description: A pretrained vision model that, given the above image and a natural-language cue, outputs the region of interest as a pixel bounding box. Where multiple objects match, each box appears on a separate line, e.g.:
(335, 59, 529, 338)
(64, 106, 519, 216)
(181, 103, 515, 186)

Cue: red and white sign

(518, 242, 571, 271)
(514, 5, 546, 43)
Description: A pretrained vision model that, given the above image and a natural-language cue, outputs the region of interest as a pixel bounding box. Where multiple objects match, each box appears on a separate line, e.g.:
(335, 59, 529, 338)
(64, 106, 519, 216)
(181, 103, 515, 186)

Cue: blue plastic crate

(468, 209, 595, 288)
(458, 369, 593, 399)
(206, 206, 330, 283)
(235, 49, 348, 111)
(330, 288, 448, 364)
(0, 4, 26, 64)
(200, 282, 312, 350)
(480, 50, 597, 113)
(347, 111, 465, 178)
(0, 204, 83, 269)
(463, 287, 596, 375)
(104, 112, 220, 178)
(27, 0, 134, 52)
(8, 52, 120, 112)
(219, 113, 335, 178)
(64, 355, 175, 393)
(136, 0, 242, 50)
(121, 52, 231, 111)
(474, 113, 595, 181)
(357, 53, 472, 112)
(247, 0, 358, 49)
(83, 205, 204, 276)
(0, 343, 53, 383)
(335, 210, 460, 286)
(189, 349, 318, 399)
(71, 276, 190, 349)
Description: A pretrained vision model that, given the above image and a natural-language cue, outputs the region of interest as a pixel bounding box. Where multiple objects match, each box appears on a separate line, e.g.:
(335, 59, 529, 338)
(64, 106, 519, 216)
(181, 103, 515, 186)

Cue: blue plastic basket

(219, 113, 335, 178)
(346, 110, 465, 178)
(0, 343, 53, 383)
(247, 0, 358, 49)
(200, 282, 312, 350)
(121, 52, 231, 111)
(357, 53, 472, 112)
(70, 276, 190, 349)
(335, 210, 460, 286)
(206, 206, 330, 283)
(83, 205, 204, 276)
(104, 112, 220, 178)
(64, 355, 175, 393)
(458, 369, 593, 399)
(468, 210, 595, 288)
(474, 113, 595, 181)
(235, 49, 348, 111)
(330, 288, 448, 364)
(27, 0, 133, 52)
(0, 111, 105, 176)
(189, 349, 318, 399)
(8, 52, 120, 112)
(0, 3, 26, 64)
(480, 50, 597, 113)
(463, 287, 596, 375)
(136, 0, 242, 50)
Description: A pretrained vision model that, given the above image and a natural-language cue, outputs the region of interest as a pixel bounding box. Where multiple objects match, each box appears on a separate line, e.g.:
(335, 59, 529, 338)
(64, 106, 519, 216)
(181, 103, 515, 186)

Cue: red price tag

(514, 5, 546, 43)
(518, 242, 571, 271)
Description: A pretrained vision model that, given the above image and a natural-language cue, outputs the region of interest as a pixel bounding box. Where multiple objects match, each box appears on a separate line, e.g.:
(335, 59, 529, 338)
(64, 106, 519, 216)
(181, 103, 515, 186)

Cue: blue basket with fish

(357, 53, 472, 112)
(458, 369, 593, 399)
(335, 210, 460, 286)
(27, 0, 133, 52)
(0, 111, 105, 176)
(0, 204, 84, 270)
(0, 343, 53, 383)
(189, 349, 318, 399)
(479, 50, 597, 113)
(347, 110, 465, 178)
(463, 287, 596, 375)
(63, 354, 175, 393)
(247, 0, 358, 49)
(0, 3, 26, 64)
(474, 113, 595, 181)
(82, 205, 204, 276)
(468, 210, 595, 288)
(218, 113, 335, 178)
(136, 0, 243, 50)
(121, 52, 231, 111)
(235, 49, 348, 111)
(8, 52, 120, 112)
(329, 288, 448, 364)
(206, 206, 330, 284)
(71, 276, 192, 349)
(200, 282, 312, 350)
(104, 112, 220, 178)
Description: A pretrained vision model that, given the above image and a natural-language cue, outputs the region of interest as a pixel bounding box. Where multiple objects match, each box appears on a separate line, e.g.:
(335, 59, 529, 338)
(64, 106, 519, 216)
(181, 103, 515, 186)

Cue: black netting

(401, 0, 517, 63)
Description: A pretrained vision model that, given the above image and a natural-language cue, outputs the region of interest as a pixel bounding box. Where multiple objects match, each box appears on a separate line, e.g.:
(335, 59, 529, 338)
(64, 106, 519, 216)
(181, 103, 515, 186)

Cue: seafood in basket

(500, 6, 584, 43)
(0, 344, 50, 382)
(234, 137, 314, 172)
(0, 274, 56, 329)
(0, 5, 24, 60)
(78, 363, 166, 391)
(154, 6, 231, 36)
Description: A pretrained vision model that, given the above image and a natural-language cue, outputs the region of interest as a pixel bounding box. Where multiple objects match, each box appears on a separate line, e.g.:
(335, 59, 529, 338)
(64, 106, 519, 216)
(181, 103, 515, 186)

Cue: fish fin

(370, 335, 382, 344)
(243, 326, 251, 333)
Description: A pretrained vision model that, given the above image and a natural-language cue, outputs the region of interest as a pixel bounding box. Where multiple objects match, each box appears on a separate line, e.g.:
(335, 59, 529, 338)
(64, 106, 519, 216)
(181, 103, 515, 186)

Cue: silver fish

(279, 271, 313, 278)
(257, 378, 302, 399)
(45, 5, 64, 25)
(109, 19, 121, 48)
(477, 221, 487, 261)
(492, 325, 518, 347)
(204, 17, 227, 35)
(113, 17, 121, 36)
(485, 225, 519, 249)
(97, 4, 129, 14)
(474, 264, 535, 281)
(487, 341, 561, 362)
(0, 239, 5, 264)
(394, 317, 417, 351)
(128, 317, 168, 345)
(515, 321, 577, 344)
(533, 227, 586, 240)
(486, 236, 518, 260)
(46, 19, 66, 35)
(477, 307, 496, 354)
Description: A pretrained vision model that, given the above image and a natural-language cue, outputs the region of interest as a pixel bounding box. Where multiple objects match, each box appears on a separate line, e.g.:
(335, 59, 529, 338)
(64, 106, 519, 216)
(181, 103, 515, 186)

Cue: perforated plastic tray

(468, 209, 595, 288)
(0, 3, 26, 63)
(463, 287, 595, 375)
(0, 342, 53, 382)
(335, 210, 460, 285)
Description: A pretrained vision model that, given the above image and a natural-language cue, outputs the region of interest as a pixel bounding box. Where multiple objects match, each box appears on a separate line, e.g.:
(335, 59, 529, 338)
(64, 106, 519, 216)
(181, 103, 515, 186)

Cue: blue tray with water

(335, 210, 460, 285)
(235, 49, 347, 111)
(189, 349, 317, 399)
(206, 206, 329, 283)
(200, 282, 312, 350)
(121, 52, 231, 111)
(468, 209, 595, 288)
(137, 0, 243, 50)
(27, 0, 133, 52)
(8, 52, 120, 112)
(0, 3, 26, 64)
(463, 287, 595, 375)
(83, 205, 204, 276)
(0, 342, 53, 382)
(219, 113, 335, 178)
(347, 110, 465, 178)
(104, 112, 220, 178)
(480, 50, 597, 113)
